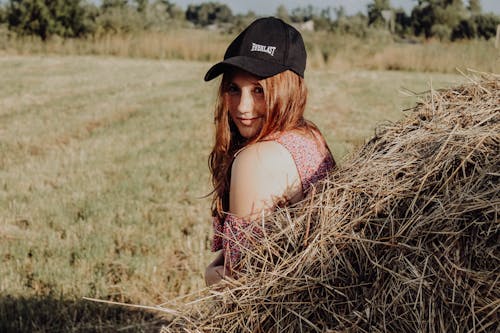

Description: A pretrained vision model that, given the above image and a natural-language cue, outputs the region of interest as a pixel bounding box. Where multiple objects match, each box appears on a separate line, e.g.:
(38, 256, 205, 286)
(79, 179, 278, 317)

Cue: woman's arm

(205, 251, 232, 286)
(223, 141, 302, 269)
(206, 141, 302, 285)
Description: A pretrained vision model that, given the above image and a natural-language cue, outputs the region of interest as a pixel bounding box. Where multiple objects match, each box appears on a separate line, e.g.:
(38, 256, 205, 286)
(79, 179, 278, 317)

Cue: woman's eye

(227, 84, 239, 94)
(254, 86, 264, 94)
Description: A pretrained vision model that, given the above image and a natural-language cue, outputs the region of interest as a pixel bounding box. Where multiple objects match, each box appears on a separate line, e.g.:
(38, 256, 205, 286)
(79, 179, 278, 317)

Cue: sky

(170, 0, 500, 16)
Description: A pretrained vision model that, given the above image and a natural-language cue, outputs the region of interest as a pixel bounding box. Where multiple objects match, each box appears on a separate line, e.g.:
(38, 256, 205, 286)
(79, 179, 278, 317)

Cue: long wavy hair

(208, 69, 329, 220)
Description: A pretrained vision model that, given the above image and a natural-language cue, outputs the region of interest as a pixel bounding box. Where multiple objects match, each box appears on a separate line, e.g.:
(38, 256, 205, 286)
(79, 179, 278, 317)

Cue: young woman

(203, 17, 335, 286)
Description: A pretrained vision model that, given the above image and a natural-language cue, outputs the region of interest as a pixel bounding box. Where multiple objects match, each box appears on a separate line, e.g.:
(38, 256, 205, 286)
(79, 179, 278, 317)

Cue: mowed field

(0, 55, 466, 331)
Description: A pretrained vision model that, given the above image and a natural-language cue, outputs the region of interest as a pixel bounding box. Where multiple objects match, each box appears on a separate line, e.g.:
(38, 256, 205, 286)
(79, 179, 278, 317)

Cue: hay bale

(163, 74, 499, 332)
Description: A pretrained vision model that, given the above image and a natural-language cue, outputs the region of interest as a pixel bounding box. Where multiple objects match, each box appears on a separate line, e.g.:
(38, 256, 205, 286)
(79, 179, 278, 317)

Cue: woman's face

(226, 70, 266, 140)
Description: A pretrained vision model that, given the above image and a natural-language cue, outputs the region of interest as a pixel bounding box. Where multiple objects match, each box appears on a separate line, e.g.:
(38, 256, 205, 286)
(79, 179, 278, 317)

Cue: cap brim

(204, 56, 289, 81)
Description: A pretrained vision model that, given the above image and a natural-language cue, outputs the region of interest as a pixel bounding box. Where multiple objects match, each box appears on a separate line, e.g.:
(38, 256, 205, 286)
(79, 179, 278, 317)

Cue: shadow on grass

(0, 295, 167, 333)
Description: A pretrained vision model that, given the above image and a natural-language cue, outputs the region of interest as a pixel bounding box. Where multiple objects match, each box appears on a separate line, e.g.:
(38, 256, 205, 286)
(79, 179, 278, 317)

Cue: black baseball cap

(204, 17, 307, 81)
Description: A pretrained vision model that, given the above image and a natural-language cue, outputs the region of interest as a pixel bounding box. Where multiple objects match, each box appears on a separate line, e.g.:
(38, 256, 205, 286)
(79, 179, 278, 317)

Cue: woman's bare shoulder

(233, 140, 292, 167)
(230, 140, 301, 218)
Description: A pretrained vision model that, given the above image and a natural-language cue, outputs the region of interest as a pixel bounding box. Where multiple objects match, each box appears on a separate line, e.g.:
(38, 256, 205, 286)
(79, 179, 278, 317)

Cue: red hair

(208, 70, 328, 219)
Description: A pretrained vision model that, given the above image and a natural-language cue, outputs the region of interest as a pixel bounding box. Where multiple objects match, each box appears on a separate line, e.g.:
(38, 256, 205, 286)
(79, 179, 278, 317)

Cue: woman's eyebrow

(228, 81, 262, 88)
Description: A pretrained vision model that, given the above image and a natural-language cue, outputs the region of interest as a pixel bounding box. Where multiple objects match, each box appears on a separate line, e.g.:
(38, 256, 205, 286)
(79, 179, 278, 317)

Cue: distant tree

(435, 0, 466, 28)
(314, 7, 333, 31)
(451, 17, 476, 39)
(276, 5, 332, 31)
(95, 3, 144, 33)
(367, 0, 392, 27)
(333, 6, 346, 20)
(229, 10, 257, 33)
(157, 0, 183, 20)
(332, 13, 369, 38)
(185, 2, 233, 27)
(275, 4, 289, 22)
(7, 0, 51, 39)
(141, 0, 185, 31)
(7, 0, 93, 39)
(474, 13, 500, 39)
(431, 23, 453, 40)
(0, 4, 6, 24)
(101, 0, 128, 11)
(81, 1, 99, 33)
(411, 0, 467, 39)
(450, 5, 499, 41)
(290, 5, 314, 23)
(394, 8, 412, 36)
(411, 1, 435, 37)
(467, 0, 481, 14)
(134, 0, 148, 13)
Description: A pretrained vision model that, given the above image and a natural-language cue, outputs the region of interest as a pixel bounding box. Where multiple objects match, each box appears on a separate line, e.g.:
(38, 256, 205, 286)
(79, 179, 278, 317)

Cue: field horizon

(2, 28, 499, 74)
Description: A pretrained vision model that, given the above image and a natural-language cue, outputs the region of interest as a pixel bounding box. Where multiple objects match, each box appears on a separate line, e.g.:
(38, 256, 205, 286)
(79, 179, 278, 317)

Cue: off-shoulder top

(211, 131, 335, 270)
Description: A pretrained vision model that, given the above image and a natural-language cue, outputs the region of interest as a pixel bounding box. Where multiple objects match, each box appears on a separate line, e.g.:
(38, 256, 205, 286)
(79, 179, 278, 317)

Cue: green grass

(0, 55, 466, 331)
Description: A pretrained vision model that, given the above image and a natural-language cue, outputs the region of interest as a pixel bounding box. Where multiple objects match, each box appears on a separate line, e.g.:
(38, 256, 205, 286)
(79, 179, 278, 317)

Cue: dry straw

(161, 72, 499, 332)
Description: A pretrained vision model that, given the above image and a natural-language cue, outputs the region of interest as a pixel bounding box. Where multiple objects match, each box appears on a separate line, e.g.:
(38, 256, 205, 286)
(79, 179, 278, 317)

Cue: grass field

(0, 55, 469, 331)
(2, 29, 499, 74)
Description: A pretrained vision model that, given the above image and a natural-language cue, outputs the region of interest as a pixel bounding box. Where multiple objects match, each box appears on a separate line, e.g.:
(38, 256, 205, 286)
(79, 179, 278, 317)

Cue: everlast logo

(251, 42, 277, 56)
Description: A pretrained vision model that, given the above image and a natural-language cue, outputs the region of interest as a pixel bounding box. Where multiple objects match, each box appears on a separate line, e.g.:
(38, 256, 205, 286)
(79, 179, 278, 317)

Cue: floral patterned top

(211, 131, 335, 270)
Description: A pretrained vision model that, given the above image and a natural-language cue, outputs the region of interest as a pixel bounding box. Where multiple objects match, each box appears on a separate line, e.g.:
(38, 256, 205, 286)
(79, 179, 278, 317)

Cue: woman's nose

(237, 89, 253, 114)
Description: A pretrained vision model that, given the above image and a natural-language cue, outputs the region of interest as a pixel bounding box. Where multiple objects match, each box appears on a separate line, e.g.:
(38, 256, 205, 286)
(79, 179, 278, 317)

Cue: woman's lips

(237, 117, 260, 126)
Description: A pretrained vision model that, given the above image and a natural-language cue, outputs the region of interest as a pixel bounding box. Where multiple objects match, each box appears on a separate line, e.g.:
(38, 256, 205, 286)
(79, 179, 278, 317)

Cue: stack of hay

(163, 74, 499, 332)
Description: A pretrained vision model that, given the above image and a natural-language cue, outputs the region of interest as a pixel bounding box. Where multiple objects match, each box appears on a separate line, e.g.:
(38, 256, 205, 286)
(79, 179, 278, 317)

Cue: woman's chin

(237, 127, 259, 140)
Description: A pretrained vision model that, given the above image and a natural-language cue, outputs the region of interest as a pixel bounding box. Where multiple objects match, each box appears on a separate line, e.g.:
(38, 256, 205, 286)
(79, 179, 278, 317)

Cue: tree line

(0, 0, 498, 41)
